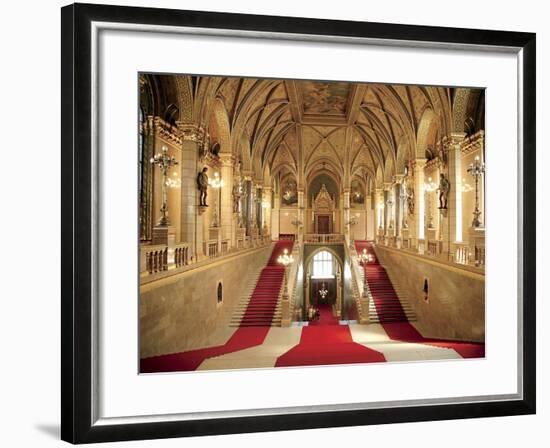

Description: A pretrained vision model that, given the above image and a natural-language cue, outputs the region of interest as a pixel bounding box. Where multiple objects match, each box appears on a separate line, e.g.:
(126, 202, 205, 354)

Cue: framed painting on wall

(61, 2, 536, 444)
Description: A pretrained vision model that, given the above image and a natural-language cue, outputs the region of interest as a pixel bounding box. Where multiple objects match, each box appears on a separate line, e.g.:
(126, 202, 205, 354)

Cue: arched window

(312, 250, 334, 278)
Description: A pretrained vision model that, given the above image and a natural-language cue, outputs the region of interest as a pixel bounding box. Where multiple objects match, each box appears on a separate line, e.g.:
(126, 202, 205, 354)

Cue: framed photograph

(61, 2, 536, 444)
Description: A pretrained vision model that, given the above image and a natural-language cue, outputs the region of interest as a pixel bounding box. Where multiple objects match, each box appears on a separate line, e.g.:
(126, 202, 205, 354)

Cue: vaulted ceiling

(140, 74, 484, 189)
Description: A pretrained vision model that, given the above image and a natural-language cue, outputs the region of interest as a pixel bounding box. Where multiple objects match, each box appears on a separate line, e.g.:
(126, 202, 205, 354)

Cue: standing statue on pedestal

(438, 173, 450, 209)
(197, 167, 209, 206)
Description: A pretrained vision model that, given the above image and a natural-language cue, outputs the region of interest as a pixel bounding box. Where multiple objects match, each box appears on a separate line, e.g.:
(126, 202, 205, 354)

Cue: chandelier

(359, 248, 374, 264)
(277, 248, 294, 266)
(318, 282, 328, 299)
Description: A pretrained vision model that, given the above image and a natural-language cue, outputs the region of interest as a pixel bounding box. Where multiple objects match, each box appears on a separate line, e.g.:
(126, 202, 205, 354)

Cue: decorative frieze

(153, 117, 182, 146)
(460, 130, 485, 156)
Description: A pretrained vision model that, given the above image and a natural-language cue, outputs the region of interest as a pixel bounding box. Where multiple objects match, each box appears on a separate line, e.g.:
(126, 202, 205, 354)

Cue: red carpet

(140, 241, 293, 373)
(354, 241, 485, 359)
(275, 304, 386, 367)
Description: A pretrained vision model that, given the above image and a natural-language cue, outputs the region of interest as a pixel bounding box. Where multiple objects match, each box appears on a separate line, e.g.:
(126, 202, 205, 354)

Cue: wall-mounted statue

(232, 182, 241, 213)
(407, 186, 415, 215)
(199, 140, 209, 161)
(197, 167, 209, 206)
(438, 173, 450, 209)
(211, 142, 221, 158)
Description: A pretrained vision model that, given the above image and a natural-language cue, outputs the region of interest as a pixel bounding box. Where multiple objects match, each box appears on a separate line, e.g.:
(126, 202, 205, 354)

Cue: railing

(474, 245, 485, 267)
(279, 234, 295, 241)
(174, 243, 190, 267)
(454, 242, 470, 265)
(346, 243, 371, 324)
(281, 243, 302, 326)
(205, 240, 218, 258)
(144, 245, 168, 274)
(374, 229, 485, 270)
(427, 240, 441, 257)
(304, 233, 344, 244)
(141, 236, 273, 278)
(221, 239, 229, 255)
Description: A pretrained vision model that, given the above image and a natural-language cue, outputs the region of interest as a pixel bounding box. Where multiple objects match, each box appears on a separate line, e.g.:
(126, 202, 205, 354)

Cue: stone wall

(374, 245, 485, 342)
(140, 245, 273, 358)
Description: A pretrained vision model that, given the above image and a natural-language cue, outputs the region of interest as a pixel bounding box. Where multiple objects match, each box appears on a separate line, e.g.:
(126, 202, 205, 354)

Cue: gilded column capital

(219, 153, 234, 167)
(383, 182, 393, 191)
(393, 174, 405, 184)
(449, 132, 467, 146)
(414, 158, 427, 170)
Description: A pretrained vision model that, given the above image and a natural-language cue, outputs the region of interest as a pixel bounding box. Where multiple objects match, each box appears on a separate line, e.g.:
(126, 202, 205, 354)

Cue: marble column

(448, 133, 466, 249)
(272, 189, 280, 240)
(374, 188, 383, 237)
(413, 158, 427, 252)
(384, 182, 395, 237)
(177, 122, 206, 261)
(263, 187, 272, 236)
(343, 188, 351, 242)
(297, 188, 305, 243)
(394, 177, 404, 237)
(219, 154, 234, 248)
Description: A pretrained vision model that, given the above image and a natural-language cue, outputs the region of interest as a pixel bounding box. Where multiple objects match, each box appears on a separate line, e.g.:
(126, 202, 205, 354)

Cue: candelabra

(377, 203, 384, 230)
(424, 176, 438, 229)
(386, 197, 394, 229)
(208, 171, 224, 227)
(291, 217, 303, 228)
(467, 155, 485, 228)
(150, 146, 178, 226)
(277, 248, 294, 297)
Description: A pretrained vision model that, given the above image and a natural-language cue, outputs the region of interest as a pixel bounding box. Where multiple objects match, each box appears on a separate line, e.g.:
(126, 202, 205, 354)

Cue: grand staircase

(230, 240, 294, 327)
(354, 241, 416, 323)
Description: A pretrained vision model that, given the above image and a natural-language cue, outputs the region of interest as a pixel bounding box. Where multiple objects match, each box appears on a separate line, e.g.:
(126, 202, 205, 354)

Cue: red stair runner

(354, 241, 484, 359)
(140, 241, 293, 373)
(275, 304, 385, 366)
(355, 241, 408, 323)
(240, 240, 293, 327)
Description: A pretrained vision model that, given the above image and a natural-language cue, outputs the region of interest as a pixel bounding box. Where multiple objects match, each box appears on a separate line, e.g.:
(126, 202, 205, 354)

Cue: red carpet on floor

(275, 304, 386, 367)
(354, 241, 485, 359)
(140, 241, 293, 373)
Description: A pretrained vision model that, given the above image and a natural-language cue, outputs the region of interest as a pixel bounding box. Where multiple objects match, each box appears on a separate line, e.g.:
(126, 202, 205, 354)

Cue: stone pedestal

(468, 226, 486, 266)
(426, 228, 437, 242)
(152, 225, 176, 264)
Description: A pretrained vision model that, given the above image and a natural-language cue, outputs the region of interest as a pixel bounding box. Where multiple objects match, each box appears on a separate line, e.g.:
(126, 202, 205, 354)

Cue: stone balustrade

(141, 236, 271, 279)
(453, 242, 470, 265)
(280, 243, 302, 327)
(374, 229, 485, 270)
(174, 243, 190, 267)
(304, 233, 344, 244)
(143, 245, 168, 274)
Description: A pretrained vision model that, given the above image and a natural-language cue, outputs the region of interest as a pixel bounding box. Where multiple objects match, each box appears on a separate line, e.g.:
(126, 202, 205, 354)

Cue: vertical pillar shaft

(414, 159, 427, 247)
(220, 155, 234, 247)
(177, 122, 205, 260)
(448, 133, 466, 244)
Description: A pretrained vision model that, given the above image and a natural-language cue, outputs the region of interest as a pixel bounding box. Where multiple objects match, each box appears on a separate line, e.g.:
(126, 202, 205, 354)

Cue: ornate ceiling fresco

(300, 81, 351, 115)
(140, 74, 484, 192)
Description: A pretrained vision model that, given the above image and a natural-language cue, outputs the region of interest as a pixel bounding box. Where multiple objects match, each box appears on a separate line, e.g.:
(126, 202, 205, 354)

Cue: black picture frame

(61, 2, 536, 444)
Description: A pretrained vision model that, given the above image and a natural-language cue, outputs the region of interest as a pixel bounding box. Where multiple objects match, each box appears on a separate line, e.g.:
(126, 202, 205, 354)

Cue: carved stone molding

(153, 117, 182, 146)
(460, 130, 485, 155)
(177, 122, 207, 145)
